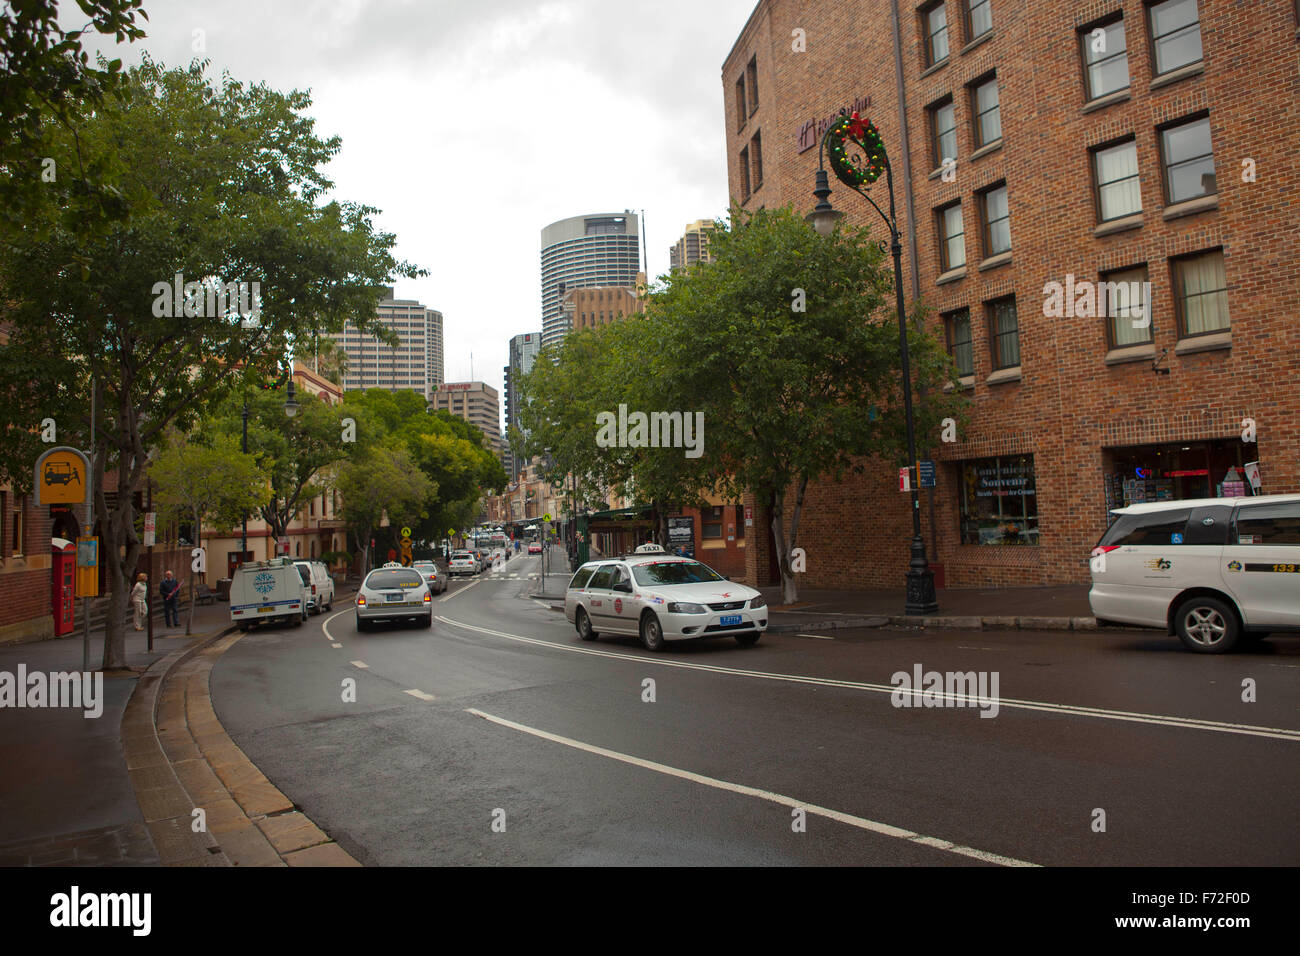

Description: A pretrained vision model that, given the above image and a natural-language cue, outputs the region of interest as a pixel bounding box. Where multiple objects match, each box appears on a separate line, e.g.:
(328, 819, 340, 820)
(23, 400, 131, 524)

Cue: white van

(230, 558, 311, 630)
(1089, 494, 1300, 652)
(294, 560, 335, 614)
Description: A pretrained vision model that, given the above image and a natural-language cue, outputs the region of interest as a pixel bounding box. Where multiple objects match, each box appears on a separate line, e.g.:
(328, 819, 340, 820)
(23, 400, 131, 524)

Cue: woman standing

(131, 572, 148, 631)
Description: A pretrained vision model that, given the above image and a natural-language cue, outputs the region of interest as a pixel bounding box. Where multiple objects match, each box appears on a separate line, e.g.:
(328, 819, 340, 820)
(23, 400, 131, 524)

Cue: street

(208, 549, 1300, 866)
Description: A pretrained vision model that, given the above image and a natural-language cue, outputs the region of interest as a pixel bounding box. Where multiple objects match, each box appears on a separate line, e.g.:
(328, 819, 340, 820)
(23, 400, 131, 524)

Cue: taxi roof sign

(35, 446, 91, 507)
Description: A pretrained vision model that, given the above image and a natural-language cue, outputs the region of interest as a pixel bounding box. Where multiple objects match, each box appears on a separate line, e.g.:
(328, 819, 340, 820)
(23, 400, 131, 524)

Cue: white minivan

(230, 558, 311, 630)
(294, 560, 335, 614)
(1089, 494, 1300, 653)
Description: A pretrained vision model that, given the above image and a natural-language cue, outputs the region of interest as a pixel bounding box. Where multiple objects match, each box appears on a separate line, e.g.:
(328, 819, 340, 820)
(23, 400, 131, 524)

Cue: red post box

(52, 543, 75, 636)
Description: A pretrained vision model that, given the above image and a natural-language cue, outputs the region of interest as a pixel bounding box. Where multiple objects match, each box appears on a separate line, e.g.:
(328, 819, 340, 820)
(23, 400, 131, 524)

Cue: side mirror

(614, 581, 633, 593)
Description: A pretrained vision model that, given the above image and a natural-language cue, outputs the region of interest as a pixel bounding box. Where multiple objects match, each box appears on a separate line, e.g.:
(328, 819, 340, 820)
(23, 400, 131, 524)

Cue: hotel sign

(797, 96, 873, 154)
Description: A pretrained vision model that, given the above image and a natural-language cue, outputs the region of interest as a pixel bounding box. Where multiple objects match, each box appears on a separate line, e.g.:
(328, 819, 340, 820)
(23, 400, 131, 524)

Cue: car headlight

(666, 602, 707, 614)
(749, 594, 766, 609)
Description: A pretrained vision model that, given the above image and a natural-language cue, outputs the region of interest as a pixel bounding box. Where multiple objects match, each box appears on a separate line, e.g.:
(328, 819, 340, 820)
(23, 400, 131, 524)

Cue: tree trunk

(768, 489, 797, 606)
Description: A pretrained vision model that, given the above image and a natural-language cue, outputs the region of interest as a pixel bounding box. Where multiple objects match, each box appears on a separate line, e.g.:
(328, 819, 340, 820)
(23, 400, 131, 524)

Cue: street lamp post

(807, 111, 938, 615)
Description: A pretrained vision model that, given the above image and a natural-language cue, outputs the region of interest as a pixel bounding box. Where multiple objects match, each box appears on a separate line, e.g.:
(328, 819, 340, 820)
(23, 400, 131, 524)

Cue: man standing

(160, 570, 181, 628)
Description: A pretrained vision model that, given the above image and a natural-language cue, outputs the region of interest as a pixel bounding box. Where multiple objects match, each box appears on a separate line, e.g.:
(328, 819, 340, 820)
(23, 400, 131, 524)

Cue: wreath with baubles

(826, 111, 887, 189)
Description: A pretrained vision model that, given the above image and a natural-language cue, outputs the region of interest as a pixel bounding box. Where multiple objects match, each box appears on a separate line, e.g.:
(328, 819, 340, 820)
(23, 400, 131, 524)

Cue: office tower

(540, 212, 641, 349)
(503, 332, 543, 478)
(669, 220, 716, 272)
(431, 381, 501, 451)
(329, 288, 444, 398)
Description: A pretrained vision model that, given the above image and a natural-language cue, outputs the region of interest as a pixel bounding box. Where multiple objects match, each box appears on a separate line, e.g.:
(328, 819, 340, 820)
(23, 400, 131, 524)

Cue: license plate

(385, 593, 404, 602)
(257, 606, 274, 613)
(720, 614, 742, 626)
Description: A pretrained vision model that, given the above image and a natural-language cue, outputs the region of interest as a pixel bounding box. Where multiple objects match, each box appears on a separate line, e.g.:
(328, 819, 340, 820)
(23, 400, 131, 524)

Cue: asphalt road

(210, 549, 1300, 866)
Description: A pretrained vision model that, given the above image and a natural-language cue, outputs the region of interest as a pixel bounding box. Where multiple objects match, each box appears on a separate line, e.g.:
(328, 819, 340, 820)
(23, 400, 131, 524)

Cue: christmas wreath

(826, 111, 887, 189)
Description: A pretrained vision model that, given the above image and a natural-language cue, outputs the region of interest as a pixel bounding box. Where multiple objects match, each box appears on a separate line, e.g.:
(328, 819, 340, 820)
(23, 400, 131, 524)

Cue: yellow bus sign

(35, 446, 92, 507)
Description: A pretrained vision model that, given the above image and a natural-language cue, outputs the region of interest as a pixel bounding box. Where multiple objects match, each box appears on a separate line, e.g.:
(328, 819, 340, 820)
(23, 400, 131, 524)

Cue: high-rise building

(431, 381, 501, 452)
(724, 0, 1299, 590)
(329, 289, 444, 398)
(669, 220, 716, 272)
(503, 332, 543, 478)
(540, 212, 641, 349)
(563, 281, 646, 331)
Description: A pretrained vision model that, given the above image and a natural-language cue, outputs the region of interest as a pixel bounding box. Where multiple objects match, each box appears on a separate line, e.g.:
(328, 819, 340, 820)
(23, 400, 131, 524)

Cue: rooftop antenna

(640, 209, 647, 276)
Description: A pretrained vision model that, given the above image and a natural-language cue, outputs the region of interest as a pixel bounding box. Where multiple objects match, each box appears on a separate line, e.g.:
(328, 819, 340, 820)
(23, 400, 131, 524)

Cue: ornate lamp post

(806, 111, 937, 614)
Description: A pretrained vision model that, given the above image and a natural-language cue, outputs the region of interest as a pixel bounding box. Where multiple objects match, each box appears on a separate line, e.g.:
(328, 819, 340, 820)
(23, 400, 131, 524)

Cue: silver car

(355, 567, 432, 630)
(411, 560, 448, 594)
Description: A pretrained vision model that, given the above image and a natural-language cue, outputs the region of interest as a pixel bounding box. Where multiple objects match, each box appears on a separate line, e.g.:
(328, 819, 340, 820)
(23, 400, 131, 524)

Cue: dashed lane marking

(350, 660, 369, 669)
(405, 689, 436, 701)
(465, 707, 1037, 867)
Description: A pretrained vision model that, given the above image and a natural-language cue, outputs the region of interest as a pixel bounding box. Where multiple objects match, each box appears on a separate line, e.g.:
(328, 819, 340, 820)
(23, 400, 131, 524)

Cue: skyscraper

(540, 212, 641, 349)
(503, 332, 542, 478)
(329, 288, 444, 398)
(431, 382, 501, 452)
(669, 220, 716, 272)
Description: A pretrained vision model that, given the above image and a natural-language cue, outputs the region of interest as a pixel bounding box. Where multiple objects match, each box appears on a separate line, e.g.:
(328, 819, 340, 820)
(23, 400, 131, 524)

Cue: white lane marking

(440, 580, 479, 603)
(465, 707, 1036, 867)
(439, 617, 1300, 743)
(405, 689, 436, 701)
(350, 660, 369, 669)
(798, 633, 834, 640)
(331, 643, 342, 648)
(321, 607, 353, 642)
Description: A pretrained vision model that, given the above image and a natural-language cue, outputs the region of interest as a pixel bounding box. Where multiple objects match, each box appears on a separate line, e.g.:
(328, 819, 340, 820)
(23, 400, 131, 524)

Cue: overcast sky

(77, 0, 757, 425)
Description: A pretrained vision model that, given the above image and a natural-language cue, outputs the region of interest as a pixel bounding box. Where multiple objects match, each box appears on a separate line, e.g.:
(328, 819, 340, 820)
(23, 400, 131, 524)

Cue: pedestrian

(160, 570, 180, 628)
(131, 572, 148, 631)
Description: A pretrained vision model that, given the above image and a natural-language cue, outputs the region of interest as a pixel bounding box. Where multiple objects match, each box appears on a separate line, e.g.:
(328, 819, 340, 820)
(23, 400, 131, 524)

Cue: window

(979, 183, 1010, 256)
(988, 297, 1020, 369)
(959, 454, 1037, 545)
(923, 2, 949, 65)
(938, 203, 965, 270)
(966, 0, 992, 40)
(734, 504, 745, 540)
(750, 130, 763, 188)
(930, 99, 956, 167)
(1093, 139, 1141, 221)
(746, 56, 759, 113)
(1148, 0, 1202, 75)
(12, 495, 25, 556)
(702, 506, 723, 539)
(569, 566, 596, 590)
(971, 76, 1000, 147)
(1236, 502, 1300, 545)
(734, 75, 746, 130)
(1107, 507, 1195, 545)
(1173, 249, 1229, 336)
(1160, 115, 1215, 203)
(946, 308, 974, 377)
(1081, 17, 1129, 99)
(1103, 265, 1153, 347)
(739, 146, 751, 198)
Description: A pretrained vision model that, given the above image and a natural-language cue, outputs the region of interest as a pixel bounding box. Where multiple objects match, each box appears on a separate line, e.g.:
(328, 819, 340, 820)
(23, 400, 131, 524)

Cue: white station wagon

(565, 544, 767, 651)
(1089, 494, 1300, 653)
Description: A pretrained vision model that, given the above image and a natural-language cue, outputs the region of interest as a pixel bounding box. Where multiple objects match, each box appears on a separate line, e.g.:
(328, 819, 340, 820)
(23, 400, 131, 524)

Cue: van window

(1183, 505, 1233, 546)
(1099, 508, 1194, 546)
(587, 566, 615, 590)
(296, 565, 311, 584)
(1235, 502, 1300, 545)
(568, 566, 596, 590)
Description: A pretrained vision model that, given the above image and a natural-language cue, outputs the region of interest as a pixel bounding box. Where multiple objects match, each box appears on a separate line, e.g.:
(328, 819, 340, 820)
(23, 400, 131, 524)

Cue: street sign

(899, 467, 911, 492)
(143, 512, 156, 547)
(542, 513, 551, 522)
(75, 537, 98, 597)
(34, 446, 92, 507)
(401, 526, 412, 538)
(918, 460, 936, 489)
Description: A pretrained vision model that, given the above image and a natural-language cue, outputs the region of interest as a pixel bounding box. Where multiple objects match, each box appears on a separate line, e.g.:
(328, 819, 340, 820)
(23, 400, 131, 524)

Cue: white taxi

(564, 544, 767, 651)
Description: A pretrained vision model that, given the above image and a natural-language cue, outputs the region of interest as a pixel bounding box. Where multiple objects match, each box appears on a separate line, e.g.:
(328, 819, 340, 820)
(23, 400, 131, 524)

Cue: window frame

(965, 0, 992, 42)
(1171, 247, 1230, 339)
(1158, 112, 1216, 205)
(937, 201, 966, 271)
(1079, 14, 1130, 101)
(750, 129, 764, 190)
(739, 145, 751, 198)
(1146, 0, 1204, 77)
(978, 181, 1011, 258)
(746, 55, 759, 115)
(1101, 263, 1153, 348)
(1090, 135, 1142, 223)
(970, 73, 1000, 148)
(987, 296, 1020, 370)
(930, 96, 957, 169)
(922, 1, 950, 67)
(944, 307, 974, 377)
(734, 75, 747, 131)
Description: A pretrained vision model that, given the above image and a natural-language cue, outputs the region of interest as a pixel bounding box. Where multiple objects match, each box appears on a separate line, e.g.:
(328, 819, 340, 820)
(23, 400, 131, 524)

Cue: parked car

(229, 558, 310, 630)
(564, 544, 767, 651)
(355, 567, 432, 630)
(528, 541, 542, 555)
(411, 560, 448, 594)
(1089, 494, 1300, 653)
(294, 559, 335, 614)
(449, 550, 477, 576)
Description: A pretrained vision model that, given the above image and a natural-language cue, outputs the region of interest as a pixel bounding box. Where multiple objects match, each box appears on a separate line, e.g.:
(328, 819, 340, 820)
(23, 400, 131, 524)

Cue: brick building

(562, 283, 647, 331)
(724, 0, 1300, 589)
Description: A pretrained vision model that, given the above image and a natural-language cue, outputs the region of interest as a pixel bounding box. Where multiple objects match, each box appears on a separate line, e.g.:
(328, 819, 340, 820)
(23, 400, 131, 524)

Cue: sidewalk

(0, 596, 236, 865)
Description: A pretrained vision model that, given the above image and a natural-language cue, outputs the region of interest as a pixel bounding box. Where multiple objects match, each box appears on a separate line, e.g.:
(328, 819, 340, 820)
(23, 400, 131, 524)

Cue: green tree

(150, 430, 267, 634)
(335, 443, 433, 577)
(0, 59, 422, 667)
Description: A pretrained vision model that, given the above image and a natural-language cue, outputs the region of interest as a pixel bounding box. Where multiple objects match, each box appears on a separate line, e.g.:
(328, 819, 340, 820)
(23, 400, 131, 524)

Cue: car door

(584, 565, 617, 630)
(1224, 500, 1300, 628)
(605, 564, 639, 635)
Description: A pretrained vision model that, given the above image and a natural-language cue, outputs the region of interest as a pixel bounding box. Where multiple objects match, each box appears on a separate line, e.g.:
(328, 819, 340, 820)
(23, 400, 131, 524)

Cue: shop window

(1148, 0, 1202, 76)
(1236, 502, 1300, 545)
(922, 2, 950, 66)
(702, 506, 724, 539)
(1160, 114, 1215, 204)
(959, 454, 1037, 545)
(1172, 249, 1228, 336)
(1092, 138, 1141, 222)
(1103, 265, 1152, 347)
(987, 296, 1020, 369)
(938, 202, 965, 270)
(1080, 16, 1129, 100)
(945, 308, 974, 377)
(971, 75, 1000, 147)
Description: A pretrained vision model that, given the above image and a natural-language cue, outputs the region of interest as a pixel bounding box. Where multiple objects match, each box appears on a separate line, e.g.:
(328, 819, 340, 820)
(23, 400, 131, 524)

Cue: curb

(882, 615, 1099, 631)
(767, 615, 890, 633)
(124, 610, 361, 867)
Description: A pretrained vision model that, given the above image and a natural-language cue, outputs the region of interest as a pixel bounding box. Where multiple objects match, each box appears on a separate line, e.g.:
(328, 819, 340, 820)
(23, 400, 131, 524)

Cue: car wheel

(356, 615, 369, 632)
(735, 632, 760, 647)
(1174, 595, 1240, 653)
(640, 612, 666, 652)
(424, 613, 433, 628)
(576, 608, 598, 642)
